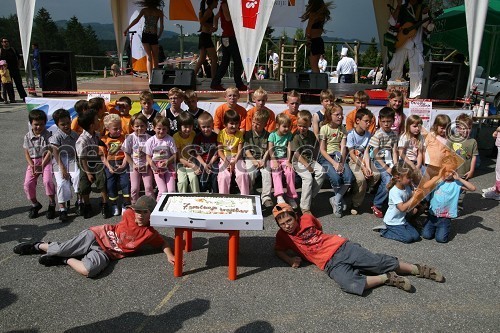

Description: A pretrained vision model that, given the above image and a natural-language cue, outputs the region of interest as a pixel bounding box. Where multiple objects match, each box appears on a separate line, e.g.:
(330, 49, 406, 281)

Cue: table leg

(174, 228, 184, 277)
(228, 231, 239, 280)
(184, 230, 193, 252)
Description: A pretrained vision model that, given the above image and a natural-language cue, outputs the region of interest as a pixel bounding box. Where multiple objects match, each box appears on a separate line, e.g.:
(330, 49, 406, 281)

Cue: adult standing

(123, 0, 164, 83)
(388, 0, 433, 98)
(336, 47, 357, 83)
(0, 37, 27, 102)
(318, 54, 327, 73)
(32, 43, 42, 89)
(268, 50, 279, 80)
(300, 0, 332, 73)
(193, 0, 218, 80)
(210, 0, 247, 91)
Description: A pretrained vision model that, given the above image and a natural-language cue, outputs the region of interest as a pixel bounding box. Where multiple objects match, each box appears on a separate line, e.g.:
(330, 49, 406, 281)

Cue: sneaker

(277, 196, 285, 204)
(372, 224, 387, 232)
(262, 199, 274, 208)
(111, 204, 120, 216)
(101, 202, 110, 218)
(83, 204, 92, 219)
(285, 197, 298, 209)
(59, 210, 68, 222)
(46, 204, 56, 219)
(13, 242, 43, 255)
(237, 84, 248, 91)
(482, 190, 500, 201)
(28, 202, 43, 219)
(350, 206, 359, 215)
(76, 202, 84, 216)
(210, 84, 225, 91)
(482, 186, 496, 193)
(385, 271, 412, 292)
(329, 196, 342, 218)
(38, 254, 65, 267)
(371, 205, 384, 218)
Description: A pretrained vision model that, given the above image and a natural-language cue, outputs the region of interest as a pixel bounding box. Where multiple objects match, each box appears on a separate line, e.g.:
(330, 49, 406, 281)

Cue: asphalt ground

(0, 102, 499, 333)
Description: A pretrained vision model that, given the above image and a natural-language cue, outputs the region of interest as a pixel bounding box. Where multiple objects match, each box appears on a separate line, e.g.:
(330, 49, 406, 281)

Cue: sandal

(385, 271, 412, 292)
(415, 264, 444, 282)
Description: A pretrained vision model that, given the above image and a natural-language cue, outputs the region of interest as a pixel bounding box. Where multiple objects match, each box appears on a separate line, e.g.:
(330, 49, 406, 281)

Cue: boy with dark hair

(76, 108, 110, 219)
(193, 112, 219, 193)
(273, 203, 445, 295)
(369, 107, 398, 217)
(13, 195, 175, 278)
(173, 112, 199, 193)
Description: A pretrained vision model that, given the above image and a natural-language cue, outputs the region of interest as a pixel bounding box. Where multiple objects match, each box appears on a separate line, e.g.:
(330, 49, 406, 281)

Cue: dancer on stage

(300, 0, 332, 73)
(124, 0, 164, 82)
(194, 0, 218, 80)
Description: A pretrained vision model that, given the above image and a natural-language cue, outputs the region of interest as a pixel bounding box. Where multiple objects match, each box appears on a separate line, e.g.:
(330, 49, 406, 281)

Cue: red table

(174, 228, 240, 280)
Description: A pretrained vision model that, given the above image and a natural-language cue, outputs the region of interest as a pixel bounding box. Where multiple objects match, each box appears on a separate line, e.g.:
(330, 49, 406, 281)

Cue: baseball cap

(129, 195, 157, 212)
(272, 203, 295, 219)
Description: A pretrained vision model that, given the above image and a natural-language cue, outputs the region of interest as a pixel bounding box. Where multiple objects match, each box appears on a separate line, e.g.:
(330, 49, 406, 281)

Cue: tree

(361, 38, 381, 69)
(32, 8, 64, 50)
(0, 15, 21, 51)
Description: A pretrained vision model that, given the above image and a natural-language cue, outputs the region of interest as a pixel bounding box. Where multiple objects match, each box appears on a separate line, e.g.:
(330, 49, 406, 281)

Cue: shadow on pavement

(449, 215, 494, 241)
(0, 288, 17, 311)
(235, 320, 274, 333)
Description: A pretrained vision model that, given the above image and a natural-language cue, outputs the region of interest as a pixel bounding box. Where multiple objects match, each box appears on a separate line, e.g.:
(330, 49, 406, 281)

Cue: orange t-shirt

(90, 209, 164, 260)
(245, 106, 276, 132)
(274, 214, 347, 270)
(345, 108, 376, 134)
(101, 134, 126, 161)
(214, 103, 247, 131)
(283, 109, 298, 133)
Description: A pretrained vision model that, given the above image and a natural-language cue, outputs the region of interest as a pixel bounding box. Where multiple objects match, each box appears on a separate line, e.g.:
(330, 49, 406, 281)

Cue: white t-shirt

(269, 53, 279, 65)
(346, 129, 371, 159)
(318, 58, 328, 73)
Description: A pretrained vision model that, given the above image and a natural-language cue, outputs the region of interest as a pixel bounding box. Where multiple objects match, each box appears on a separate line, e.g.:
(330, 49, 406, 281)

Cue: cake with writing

(163, 196, 255, 215)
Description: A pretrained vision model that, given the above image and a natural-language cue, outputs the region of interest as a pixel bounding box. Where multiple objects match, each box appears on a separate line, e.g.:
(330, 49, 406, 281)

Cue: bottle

(485, 103, 490, 116)
(477, 99, 485, 117)
(472, 105, 478, 117)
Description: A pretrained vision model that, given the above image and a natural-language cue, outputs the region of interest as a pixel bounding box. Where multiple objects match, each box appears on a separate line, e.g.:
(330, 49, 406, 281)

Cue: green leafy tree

(0, 15, 21, 51)
(32, 8, 65, 50)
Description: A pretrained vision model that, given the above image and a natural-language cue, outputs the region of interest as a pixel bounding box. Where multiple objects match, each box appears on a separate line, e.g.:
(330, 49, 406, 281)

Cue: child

(422, 156, 476, 243)
(213, 87, 247, 134)
(388, 90, 406, 136)
(257, 65, 265, 80)
(273, 203, 445, 296)
(291, 110, 326, 214)
(71, 97, 107, 136)
(122, 113, 155, 204)
(49, 108, 80, 222)
(0, 60, 15, 103)
(369, 107, 398, 218)
(139, 90, 159, 136)
(193, 112, 219, 193)
(75, 108, 110, 219)
(173, 112, 200, 193)
(101, 114, 131, 216)
(184, 90, 206, 133)
(109, 96, 133, 135)
(283, 90, 301, 134)
(346, 108, 380, 215)
(244, 109, 273, 207)
(319, 104, 353, 218)
(145, 116, 177, 200)
(23, 109, 56, 219)
(398, 115, 424, 174)
(380, 162, 421, 243)
(217, 109, 250, 195)
(345, 91, 376, 134)
(312, 89, 335, 140)
(449, 114, 478, 181)
(245, 87, 276, 133)
(160, 87, 185, 135)
(13, 195, 175, 278)
(482, 126, 500, 200)
(424, 114, 453, 182)
(268, 113, 299, 208)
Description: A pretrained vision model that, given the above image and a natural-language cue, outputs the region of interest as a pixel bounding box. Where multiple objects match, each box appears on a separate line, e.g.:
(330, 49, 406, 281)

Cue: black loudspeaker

(283, 72, 329, 104)
(149, 69, 196, 98)
(40, 51, 77, 96)
(421, 61, 468, 105)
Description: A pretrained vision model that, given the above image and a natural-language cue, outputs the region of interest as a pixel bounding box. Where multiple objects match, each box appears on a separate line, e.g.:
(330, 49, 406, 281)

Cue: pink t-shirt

(145, 135, 177, 172)
(122, 133, 151, 168)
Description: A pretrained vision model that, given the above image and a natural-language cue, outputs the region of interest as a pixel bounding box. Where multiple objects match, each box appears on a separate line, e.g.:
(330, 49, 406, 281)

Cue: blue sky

(4, 0, 378, 41)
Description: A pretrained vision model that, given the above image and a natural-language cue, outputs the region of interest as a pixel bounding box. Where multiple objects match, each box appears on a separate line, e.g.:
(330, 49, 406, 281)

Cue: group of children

(23, 86, 485, 245)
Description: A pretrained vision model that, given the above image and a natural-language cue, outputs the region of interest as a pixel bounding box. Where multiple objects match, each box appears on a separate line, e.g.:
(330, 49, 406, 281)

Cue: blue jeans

(319, 156, 353, 191)
(422, 215, 451, 243)
(105, 161, 131, 200)
(373, 160, 392, 208)
(380, 223, 420, 243)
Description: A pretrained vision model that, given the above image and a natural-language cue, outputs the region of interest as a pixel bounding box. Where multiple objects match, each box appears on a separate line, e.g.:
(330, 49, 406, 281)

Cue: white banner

(15, 0, 36, 70)
(268, 0, 305, 28)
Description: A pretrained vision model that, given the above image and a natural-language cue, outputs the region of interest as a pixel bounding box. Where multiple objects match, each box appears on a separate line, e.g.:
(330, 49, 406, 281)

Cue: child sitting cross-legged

(273, 203, 445, 296)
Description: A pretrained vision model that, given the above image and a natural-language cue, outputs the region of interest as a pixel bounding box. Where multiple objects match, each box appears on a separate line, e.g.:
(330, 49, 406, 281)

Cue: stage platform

(76, 74, 385, 102)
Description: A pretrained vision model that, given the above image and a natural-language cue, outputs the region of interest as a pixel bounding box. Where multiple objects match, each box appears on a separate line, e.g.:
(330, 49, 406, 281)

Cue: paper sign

(87, 93, 111, 102)
(410, 100, 432, 130)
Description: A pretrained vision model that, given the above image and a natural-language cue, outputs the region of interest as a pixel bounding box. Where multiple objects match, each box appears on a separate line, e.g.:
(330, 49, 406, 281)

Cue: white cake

(163, 196, 255, 215)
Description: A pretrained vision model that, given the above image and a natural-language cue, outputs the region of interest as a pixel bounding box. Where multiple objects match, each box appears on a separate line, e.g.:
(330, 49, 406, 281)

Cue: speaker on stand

(421, 61, 468, 106)
(39, 51, 77, 97)
(149, 69, 196, 98)
(283, 72, 329, 104)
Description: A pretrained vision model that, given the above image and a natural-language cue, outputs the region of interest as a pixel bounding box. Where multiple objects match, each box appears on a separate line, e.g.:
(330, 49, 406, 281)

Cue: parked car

(474, 66, 500, 111)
